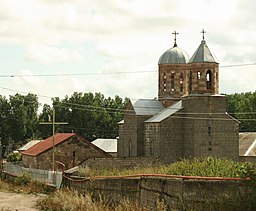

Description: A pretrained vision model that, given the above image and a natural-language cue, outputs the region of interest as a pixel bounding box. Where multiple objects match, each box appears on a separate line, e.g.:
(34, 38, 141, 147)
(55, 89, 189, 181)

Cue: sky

(0, 0, 256, 110)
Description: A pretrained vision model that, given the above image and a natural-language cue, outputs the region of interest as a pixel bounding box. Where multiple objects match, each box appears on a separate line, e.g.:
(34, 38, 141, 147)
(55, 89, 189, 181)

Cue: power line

(0, 62, 256, 78)
(0, 70, 157, 78)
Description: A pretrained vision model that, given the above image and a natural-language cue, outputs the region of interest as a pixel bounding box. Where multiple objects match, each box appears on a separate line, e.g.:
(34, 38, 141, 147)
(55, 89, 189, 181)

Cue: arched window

(180, 73, 183, 92)
(171, 73, 175, 93)
(163, 73, 166, 92)
(197, 71, 201, 79)
(189, 71, 192, 93)
(206, 70, 212, 89)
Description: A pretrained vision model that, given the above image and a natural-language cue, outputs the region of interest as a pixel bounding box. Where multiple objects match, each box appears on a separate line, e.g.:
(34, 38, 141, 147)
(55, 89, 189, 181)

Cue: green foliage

(226, 91, 256, 132)
(6, 152, 22, 162)
(14, 172, 32, 186)
(79, 157, 256, 179)
(39, 92, 127, 140)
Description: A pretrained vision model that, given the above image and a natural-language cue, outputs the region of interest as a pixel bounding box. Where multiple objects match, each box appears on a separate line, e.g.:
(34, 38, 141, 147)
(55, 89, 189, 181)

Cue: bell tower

(188, 30, 219, 95)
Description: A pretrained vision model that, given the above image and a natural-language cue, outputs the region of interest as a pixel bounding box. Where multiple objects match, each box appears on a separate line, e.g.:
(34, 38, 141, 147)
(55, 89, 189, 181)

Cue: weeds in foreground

(0, 177, 53, 194)
(79, 157, 256, 179)
(36, 189, 167, 211)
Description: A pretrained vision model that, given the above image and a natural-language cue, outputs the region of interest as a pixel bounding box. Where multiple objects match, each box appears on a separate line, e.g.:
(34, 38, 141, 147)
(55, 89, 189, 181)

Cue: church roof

(144, 100, 183, 123)
(188, 40, 218, 63)
(131, 99, 164, 116)
(158, 46, 190, 64)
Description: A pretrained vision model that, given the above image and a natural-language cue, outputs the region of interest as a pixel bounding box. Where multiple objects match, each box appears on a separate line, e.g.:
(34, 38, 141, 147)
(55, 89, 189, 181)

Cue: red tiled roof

(22, 133, 75, 156)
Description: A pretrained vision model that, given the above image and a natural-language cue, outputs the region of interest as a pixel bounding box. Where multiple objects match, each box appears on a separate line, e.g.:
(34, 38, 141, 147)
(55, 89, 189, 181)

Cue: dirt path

(0, 191, 44, 211)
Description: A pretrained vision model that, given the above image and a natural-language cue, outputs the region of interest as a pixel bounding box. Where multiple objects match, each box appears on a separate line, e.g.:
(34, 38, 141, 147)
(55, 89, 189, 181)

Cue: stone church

(118, 31, 239, 163)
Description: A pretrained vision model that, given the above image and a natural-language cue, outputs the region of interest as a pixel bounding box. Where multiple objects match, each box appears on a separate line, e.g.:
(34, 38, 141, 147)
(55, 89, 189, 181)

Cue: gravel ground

(0, 191, 44, 211)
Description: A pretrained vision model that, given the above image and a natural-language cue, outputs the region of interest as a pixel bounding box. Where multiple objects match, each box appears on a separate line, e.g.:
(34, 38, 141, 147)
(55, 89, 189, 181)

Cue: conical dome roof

(158, 45, 190, 65)
(188, 40, 218, 63)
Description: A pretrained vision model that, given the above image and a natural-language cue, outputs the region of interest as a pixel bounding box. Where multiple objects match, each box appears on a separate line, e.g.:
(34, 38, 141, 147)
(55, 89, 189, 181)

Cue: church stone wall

(118, 101, 152, 157)
(159, 117, 184, 163)
(189, 63, 219, 95)
(117, 108, 137, 157)
(181, 95, 239, 161)
(144, 123, 161, 157)
(158, 64, 189, 99)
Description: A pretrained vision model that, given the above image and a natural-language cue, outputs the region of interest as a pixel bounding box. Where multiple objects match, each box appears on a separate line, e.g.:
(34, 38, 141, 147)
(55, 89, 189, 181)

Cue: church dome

(158, 45, 190, 65)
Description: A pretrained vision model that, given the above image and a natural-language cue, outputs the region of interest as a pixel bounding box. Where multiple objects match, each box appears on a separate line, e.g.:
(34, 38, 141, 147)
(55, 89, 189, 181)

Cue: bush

(6, 152, 22, 162)
(14, 172, 32, 186)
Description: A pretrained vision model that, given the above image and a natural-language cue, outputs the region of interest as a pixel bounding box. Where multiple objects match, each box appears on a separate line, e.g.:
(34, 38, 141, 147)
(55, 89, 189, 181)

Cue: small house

(21, 133, 111, 170)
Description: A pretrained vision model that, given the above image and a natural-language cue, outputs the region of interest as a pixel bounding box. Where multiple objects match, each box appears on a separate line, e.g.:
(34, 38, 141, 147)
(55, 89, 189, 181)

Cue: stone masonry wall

(82, 157, 161, 170)
(62, 176, 242, 210)
(23, 136, 110, 170)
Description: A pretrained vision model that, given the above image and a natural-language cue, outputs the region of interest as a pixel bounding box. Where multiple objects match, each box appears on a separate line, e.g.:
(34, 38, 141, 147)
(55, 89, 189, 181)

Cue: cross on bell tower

(201, 29, 206, 40)
(172, 31, 179, 47)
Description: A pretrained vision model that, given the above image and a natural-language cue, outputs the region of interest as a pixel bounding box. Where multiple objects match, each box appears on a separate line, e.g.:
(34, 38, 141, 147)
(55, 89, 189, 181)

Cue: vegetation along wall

(62, 175, 243, 210)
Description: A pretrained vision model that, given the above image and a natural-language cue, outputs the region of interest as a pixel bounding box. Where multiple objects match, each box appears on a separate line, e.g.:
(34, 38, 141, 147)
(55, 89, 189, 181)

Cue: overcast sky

(0, 0, 255, 109)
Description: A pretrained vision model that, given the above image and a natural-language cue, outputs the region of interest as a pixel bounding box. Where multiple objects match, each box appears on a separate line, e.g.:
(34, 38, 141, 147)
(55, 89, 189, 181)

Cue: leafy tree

(226, 91, 256, 132)
(38, 92, 127, 141)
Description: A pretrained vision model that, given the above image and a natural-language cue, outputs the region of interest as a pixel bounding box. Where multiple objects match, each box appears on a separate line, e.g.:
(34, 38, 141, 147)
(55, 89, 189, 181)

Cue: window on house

(72, 151, 76, 167)
(206, 70, 212, 89)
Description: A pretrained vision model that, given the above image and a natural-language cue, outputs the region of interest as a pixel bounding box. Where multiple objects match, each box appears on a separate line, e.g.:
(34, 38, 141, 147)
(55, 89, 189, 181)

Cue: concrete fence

(62, 174, 245, 210)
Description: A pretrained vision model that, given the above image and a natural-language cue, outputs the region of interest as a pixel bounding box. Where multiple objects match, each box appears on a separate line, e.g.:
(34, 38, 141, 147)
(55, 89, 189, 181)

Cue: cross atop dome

(172, 31, 179, 47)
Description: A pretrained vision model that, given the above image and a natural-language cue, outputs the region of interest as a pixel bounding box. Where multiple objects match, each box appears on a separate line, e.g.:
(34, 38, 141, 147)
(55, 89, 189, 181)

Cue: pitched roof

(21, 133, 75, 156)
(188, 40, 218, 63)
(92, 138, 117, 153)
(19, 140, 42, 151)
(145, 100, 183, 123)
(239, 132, 256, 156)
(130, 99, 164, 116)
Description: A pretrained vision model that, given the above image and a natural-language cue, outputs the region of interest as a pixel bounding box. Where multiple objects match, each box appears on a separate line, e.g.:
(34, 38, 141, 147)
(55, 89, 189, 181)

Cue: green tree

(226, 91, 256, 132)
(47, 92, 127, 141)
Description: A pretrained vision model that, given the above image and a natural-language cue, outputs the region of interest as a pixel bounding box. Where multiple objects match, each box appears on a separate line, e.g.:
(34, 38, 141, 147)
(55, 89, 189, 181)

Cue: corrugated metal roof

(92, 138, 117, 153)
(239, 132, 256, 156)
(144, 100, 182, 123)
(158, 46, 190, 64)
(19, 140, 42, 151)
(130, 99, 164, 116)
(188, 40, 218, 63)
(21, 133, 75, 156)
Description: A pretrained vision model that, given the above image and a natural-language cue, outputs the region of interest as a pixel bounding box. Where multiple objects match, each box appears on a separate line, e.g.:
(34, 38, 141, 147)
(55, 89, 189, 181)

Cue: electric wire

(0, 62, 256, 78)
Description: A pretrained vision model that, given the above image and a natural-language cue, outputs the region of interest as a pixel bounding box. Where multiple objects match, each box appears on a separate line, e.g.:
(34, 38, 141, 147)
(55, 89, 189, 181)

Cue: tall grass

(79, 157, 256, 179)
(36, 189, 167, 211)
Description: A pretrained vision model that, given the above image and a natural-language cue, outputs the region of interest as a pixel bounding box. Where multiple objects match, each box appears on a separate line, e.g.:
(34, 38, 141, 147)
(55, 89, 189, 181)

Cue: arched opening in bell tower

(206, 70, 212, 90)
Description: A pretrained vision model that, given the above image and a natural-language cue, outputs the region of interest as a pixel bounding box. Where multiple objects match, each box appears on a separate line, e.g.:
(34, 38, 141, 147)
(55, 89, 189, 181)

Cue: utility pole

(40, 106, 68, 171)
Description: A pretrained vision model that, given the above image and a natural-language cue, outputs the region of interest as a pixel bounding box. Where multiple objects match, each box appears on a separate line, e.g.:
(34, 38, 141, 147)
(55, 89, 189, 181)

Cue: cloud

(26, 44, 84, 64)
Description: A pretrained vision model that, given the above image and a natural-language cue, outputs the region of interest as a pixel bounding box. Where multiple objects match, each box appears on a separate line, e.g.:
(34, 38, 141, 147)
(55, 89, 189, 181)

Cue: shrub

(6, 152, 22, 162)
(14, 172, 32, 186)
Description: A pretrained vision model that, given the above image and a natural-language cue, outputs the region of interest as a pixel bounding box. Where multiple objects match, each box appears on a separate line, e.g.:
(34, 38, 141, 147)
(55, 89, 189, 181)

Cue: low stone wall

(62, 175, 243, 210)
(82, 157, 161, 170)
(239, 156, 256, 163)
